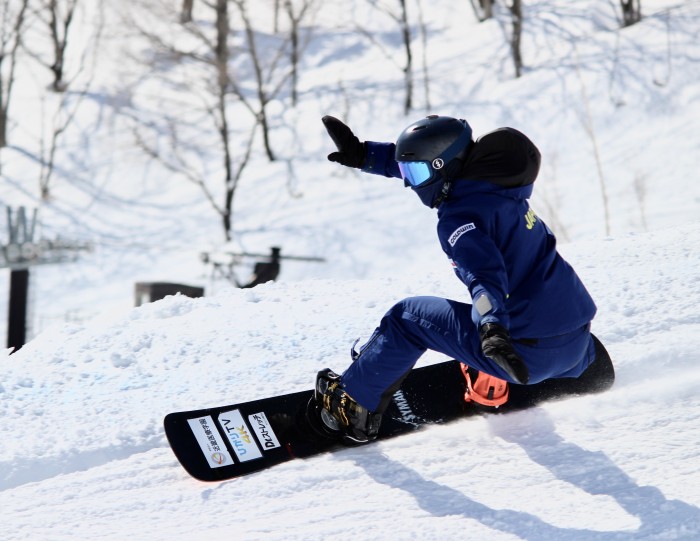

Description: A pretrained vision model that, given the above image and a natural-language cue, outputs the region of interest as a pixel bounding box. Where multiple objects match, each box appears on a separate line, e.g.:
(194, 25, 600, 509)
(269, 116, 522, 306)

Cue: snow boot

(311, 368, 382, 445)
(460, 363, 509, 410)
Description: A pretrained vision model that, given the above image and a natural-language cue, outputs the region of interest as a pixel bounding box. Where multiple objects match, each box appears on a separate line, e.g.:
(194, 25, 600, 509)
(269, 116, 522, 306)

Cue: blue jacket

(362, 132, 596, 339)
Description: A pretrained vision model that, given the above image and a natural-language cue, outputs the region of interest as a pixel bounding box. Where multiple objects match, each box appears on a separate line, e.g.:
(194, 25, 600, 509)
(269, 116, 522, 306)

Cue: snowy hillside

(2, 223, 700, 540)
(2, 0, 699, 334)
(1, 0, 700, 539)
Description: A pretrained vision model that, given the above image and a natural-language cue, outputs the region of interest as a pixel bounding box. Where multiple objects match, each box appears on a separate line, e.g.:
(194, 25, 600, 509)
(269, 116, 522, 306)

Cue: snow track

(2, 225, 700, 540)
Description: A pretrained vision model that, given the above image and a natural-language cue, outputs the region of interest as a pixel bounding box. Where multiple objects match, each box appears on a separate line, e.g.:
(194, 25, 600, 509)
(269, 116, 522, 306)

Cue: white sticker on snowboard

(248, 412, 281, 450)
(187, 415, 232, 469)
(218, 409, 263, 462)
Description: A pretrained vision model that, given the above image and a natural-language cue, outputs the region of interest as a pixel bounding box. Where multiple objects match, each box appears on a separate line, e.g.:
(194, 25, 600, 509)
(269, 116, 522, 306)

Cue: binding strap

(460, 363, 510, 408)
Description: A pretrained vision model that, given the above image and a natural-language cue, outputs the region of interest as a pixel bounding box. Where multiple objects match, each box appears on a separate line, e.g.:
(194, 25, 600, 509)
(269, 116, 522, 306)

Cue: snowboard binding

(306, 369, 382, 445)
(460, 364, 510, 410)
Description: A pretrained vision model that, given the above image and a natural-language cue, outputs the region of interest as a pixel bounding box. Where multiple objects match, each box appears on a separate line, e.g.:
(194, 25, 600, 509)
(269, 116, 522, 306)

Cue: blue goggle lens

(398, 161, 433, 186)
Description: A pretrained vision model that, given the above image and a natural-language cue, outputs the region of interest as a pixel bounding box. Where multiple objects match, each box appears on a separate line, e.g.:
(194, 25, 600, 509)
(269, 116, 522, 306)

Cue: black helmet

(395, 115, 473, 207)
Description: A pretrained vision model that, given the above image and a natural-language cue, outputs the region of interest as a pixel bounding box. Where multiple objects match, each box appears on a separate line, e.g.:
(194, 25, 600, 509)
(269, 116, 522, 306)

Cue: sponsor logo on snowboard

(219, 410, 263, 462)
(187, 415, 232, 469)
(249, 412, 281, 450)
(211, 452, 227, 465)
(393, 390, 418, 424)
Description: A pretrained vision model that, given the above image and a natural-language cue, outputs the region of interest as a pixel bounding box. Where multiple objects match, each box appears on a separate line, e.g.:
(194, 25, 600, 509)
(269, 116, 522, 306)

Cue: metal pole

(7, 268, 29, 351)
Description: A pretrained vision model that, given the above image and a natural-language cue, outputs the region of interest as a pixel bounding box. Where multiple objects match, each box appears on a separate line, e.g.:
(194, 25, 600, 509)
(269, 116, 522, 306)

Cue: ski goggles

(398, 161, 434, 187)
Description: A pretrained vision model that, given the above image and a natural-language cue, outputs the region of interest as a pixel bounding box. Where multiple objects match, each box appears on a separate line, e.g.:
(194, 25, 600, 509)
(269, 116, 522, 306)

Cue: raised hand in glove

(480, 323, 530, 384)
(322, 115, 366, 169)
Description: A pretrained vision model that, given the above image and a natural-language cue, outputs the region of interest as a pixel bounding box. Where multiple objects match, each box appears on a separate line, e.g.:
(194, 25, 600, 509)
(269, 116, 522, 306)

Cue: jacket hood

(459, 127, 541, 189)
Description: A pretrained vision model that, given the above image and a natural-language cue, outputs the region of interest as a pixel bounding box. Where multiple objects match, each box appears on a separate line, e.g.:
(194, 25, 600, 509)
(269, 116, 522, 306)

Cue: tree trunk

(0, 109, 7, 149)
(509, 0, 523, 78)
(47, 0, 78, 93)
(620, 0, 642, 27)
(235, 0, 276, 161)
(215, 0, 234, 239)
(470, 0, 494, 22)
(285, 0, 299, 106)
(215, 0, 228, 89)
(399, 0, 413, 115)
(0, 0, 30, 148)
(181, 0, 194, 23)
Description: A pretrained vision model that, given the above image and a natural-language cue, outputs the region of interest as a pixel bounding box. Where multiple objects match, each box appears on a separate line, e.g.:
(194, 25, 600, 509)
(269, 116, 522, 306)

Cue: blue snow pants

(341, 296, 596, 412)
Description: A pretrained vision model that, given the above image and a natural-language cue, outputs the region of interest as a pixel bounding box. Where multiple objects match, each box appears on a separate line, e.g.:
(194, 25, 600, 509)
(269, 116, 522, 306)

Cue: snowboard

(164, 334, 614, 482)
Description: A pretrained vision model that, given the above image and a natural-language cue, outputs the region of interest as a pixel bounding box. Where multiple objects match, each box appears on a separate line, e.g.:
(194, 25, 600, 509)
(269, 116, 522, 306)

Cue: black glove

(480, 323, 530, 384)
(322, 115, 366, 169)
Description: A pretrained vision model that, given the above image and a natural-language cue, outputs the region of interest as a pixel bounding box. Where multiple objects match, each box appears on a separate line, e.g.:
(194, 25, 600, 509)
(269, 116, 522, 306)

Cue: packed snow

(1, 1, 699, 540)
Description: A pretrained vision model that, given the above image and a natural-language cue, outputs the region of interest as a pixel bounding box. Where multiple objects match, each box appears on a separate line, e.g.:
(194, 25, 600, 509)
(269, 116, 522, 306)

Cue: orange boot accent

(460, 363, 509, 408)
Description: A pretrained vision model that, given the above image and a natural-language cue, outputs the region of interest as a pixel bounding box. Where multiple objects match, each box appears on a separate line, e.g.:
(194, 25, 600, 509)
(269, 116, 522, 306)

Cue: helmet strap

(430, 156, 463, 207)
(431, 180, 452, 208)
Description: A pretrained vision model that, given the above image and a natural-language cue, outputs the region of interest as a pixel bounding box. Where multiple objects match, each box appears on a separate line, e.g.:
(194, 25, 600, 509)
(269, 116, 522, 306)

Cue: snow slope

(2, 223, 700, 540)
(1, 0, 700, 539)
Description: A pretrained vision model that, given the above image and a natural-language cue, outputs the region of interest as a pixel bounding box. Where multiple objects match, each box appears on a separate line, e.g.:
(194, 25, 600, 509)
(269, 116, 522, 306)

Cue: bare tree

(212, 0, 237, 235)
(124, 0, 254, 240)
(469, 0, 494, 21)
(230, 0, 316, 159)
(415, 0, 431, 111)
(180, 0, 193, 23)
(397, 0, 413, 114)
(0, 0, 30, 148)
(125, 0, 315, 240)
(273, 0, 282, 32)
(508, 0, 523, 78)
(283, 0, 316, 107)
(359, 0, 418, 115)
(470, 0, 524, 79)
(24, 0, 104, 200)
(620, 0, 642, 27)
(38, 90, 80, 199)
(32, 0, 79, 92)
(230, 0, 278, 161)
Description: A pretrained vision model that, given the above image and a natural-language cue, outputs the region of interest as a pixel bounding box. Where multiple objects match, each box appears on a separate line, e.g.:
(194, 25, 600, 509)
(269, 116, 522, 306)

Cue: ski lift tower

(1, 206, 92, 352)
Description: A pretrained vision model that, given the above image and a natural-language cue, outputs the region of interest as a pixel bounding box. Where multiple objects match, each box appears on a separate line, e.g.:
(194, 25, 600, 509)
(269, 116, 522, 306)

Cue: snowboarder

(312, 114, 607, 444)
